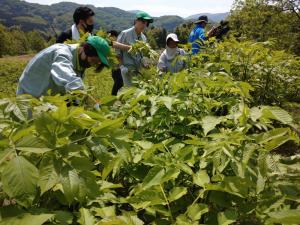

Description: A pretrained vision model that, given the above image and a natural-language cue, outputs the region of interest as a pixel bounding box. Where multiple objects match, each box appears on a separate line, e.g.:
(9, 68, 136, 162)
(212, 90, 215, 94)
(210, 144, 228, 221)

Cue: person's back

(189, 24, 206, 54)
(188, 15, 217, 55)
(17, 44, 82, 97)
(56, 29, 72, 43)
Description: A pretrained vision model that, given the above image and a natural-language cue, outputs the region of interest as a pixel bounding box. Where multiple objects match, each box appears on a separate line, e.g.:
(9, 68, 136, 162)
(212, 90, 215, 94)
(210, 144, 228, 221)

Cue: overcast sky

(24, 0, 234, 17)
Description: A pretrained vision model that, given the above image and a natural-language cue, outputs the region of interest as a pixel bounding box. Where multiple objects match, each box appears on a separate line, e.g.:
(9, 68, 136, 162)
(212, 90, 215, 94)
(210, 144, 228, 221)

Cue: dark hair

(94, 64, 105, 73)
(166, 38, 173, 46)
(107, 30, 119, 38)
(82, 42, 98, 57)
(73, 7, 95, 25)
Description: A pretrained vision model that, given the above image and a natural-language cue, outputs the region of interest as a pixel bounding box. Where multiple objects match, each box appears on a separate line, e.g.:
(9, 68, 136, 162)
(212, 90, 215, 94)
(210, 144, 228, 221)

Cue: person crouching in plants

(116, 11, 153, 87)
(157, 33, 186, 75)
(17, 36, 111, 98)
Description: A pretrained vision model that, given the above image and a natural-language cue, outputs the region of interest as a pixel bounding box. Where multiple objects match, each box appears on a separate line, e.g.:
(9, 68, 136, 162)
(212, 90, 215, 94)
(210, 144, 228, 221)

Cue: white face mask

(166, 46, 178, 60)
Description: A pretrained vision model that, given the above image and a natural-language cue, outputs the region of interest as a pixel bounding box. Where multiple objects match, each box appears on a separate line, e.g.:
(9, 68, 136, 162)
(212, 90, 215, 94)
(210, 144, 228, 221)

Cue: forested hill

(0, 0, 185, 33)
(0, 0, 229, 33)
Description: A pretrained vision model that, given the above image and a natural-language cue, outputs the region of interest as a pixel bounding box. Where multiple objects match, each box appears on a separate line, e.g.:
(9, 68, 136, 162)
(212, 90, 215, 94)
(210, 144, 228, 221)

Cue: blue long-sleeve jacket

(188, 24, 207, 54)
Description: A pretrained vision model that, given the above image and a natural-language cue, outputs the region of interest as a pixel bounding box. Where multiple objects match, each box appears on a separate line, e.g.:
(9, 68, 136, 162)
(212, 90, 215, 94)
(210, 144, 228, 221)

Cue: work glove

(208, 26, 218, 38)
(141, 57, 151, 68)
(94, 102, 101, 111)
(120, 65, 129, 76)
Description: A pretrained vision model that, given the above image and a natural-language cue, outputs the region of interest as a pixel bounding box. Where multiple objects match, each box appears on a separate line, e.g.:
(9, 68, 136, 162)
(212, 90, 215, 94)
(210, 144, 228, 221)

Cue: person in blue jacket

(188, 15, 216, 54)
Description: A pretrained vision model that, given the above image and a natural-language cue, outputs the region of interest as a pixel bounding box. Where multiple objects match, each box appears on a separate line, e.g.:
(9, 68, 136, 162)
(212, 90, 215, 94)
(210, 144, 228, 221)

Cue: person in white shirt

(56, 7, 95, 43)
(157, 33, 186, 75)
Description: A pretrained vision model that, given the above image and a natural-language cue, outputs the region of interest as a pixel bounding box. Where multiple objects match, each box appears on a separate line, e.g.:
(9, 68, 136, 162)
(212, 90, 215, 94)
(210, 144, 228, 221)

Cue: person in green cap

(17, 36, 110, 98)
(117, 11, 153, 87)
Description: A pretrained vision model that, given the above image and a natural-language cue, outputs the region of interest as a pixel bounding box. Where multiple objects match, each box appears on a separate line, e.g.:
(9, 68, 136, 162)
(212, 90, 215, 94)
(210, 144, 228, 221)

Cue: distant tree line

(0, 24, 52, 57)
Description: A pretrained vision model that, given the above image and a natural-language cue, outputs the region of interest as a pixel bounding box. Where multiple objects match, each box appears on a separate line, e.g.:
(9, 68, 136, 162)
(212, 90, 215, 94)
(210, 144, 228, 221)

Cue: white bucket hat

(166, 33, 180, 42)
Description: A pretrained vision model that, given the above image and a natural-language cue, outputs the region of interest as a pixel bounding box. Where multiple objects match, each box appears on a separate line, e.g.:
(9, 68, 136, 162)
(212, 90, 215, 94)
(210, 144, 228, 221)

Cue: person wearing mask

(157, 33, 186, 75)
(116, 11, 153, 87)
(56, 6, 95, 43)
(17, 36, 110, 98)
(188, 15, 216, 54)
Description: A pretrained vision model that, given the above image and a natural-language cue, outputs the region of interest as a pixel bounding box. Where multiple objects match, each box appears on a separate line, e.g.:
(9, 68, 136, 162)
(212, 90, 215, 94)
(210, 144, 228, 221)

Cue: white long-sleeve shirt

(157, 48, 186, 74)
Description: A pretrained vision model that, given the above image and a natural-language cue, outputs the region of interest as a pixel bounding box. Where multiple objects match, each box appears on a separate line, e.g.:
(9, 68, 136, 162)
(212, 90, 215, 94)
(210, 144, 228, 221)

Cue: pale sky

(24, 0, 234, 17)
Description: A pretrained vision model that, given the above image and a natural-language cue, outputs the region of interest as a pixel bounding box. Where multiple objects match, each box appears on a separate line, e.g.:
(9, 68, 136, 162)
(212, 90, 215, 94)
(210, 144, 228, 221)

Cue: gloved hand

(207, 26, 217, 38)
(94, 102, 101, 111)
(120, 65, 128, 76)
(141, 57, 151, 68)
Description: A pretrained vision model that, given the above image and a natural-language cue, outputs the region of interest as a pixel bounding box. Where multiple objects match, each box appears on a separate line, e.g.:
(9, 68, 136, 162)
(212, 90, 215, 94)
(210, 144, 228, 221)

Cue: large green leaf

(98, 214, 143, 225)
(217, 209, 238, 225)
(0, 149, 13, 166)
(53, 211, 73, 225)
(15, 134, 51, 154)
(61, 169, 98, 204)
(128, 190, 165, 209)
(4, 98, 30, 121)
(38, 155, 60, 195)
(201, 116, 223, 136)
(193, 170, 210, 188)
(161, 167, 180, 183)
(205, 177, 248, 198)
(256, 128, 299, 151)
(70, 157, 94, 171)
(78, 208, 95, 225)
(168, 187, 187, 202)
(51, 103, 68, 123)
(187, 204, 209, 221)
(159, 96, 174, 110)
(262, 107, 293, 125)
(141, 167, 165, 190)
(2, 156, 39, 207)
(61, 168, 80, 204)
(34, 114, 57, 146)
(266, 209, 300, 225)
(93, 206, 116, 218)
(0, 213, 54, 225)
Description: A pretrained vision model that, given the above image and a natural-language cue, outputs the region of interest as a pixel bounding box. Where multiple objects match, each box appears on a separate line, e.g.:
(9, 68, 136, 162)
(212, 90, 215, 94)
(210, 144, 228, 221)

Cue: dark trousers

(111, 69, 123, 96)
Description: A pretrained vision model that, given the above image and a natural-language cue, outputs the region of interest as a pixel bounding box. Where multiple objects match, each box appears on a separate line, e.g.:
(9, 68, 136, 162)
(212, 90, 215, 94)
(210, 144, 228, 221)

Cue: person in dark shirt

(107, 30, 123, 96)
(56, 6, 95, 43)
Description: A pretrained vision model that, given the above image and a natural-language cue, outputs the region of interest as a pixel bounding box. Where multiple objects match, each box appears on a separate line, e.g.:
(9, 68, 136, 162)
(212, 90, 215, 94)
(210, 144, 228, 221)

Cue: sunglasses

(138, 18, 150, 27)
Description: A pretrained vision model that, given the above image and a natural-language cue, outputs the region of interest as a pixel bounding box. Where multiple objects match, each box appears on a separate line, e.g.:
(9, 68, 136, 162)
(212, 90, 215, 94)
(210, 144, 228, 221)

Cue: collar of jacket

(75, 45, 85, 73)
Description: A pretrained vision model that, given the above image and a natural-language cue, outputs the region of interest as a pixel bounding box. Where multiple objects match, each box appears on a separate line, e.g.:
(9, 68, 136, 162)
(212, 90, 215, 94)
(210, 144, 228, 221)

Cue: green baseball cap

(86, 36, 110, 67)
(136, 11, 153, 23)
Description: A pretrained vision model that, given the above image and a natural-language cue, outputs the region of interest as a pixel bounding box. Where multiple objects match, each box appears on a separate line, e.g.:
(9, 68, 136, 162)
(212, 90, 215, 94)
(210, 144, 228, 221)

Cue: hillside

(0, 0, 185, 33)
(0, 0, 229, 34)
(185, 12, 229, 22)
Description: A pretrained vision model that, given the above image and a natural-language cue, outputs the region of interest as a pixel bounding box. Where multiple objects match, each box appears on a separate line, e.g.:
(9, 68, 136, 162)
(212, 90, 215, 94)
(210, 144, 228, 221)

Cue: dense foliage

(191, 38, 300, 105)
(0, 24, 50, 57)
(0, 37, 299, 225)
(229, 0, 300, 55)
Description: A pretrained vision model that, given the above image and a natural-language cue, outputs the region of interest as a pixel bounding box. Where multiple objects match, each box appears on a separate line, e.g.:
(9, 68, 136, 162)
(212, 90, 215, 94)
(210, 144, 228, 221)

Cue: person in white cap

(157, 33, 186, 75)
